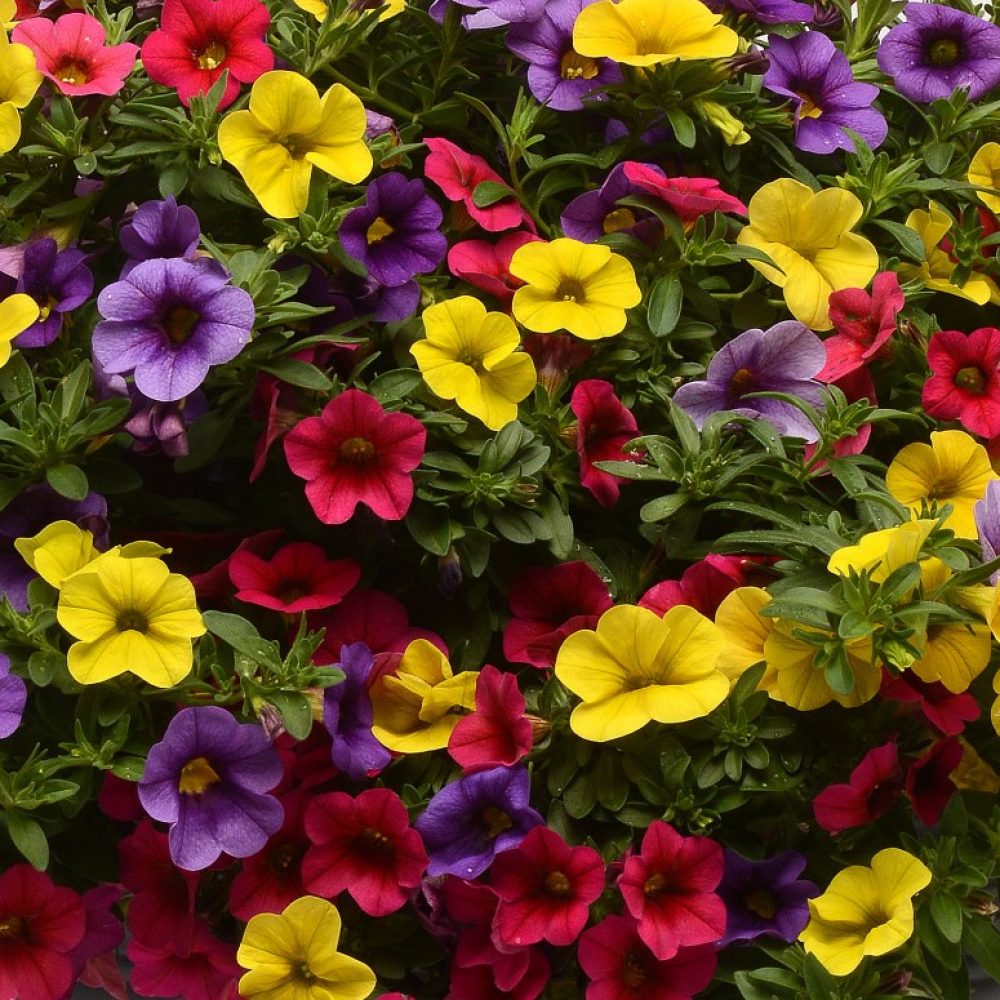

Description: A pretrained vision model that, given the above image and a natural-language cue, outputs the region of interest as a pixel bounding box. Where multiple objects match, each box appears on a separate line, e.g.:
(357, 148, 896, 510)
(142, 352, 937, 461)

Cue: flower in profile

(641, 554, 752, 619)
(812, 741, 904, 834)
(412, 296, 537, 431)
(876, 3, 1000, 104)
(886, 430, 997, 539)
(237, 896, 376, 1000)
(0, 292, 38, 367)
(14, 519, 101, 591)
(554, 604, 729, 742)
(414, 765, 544, 878)
(302, 788, 428, 916)
(718, 849, 816, 945)
(737, 179, 878, 330)
(799, 848, 931, 975)
(140, 0, 273, 110)
(621, 162, 747, 227)
(0, 654, 25, 738)
(905, 738, 962, 826)
(969, 143, 1000, 215)
(560, 163, 654, 244)
(573, 0, 738, 67)
(922, 327, 1000, 439)
(283, 389, 426, 524)
(12, 238, 92, 349)
(119, 196, 201, 271)
(763, 31, 887, 154)
(673, 320, 826, 441)
(13, 13, 138, 96)
(880, 670, 980, 736)
(447, 231, 540, 303)
(0, 31, 42, 155)
(910, 615, 991, 694)
(570, 378, 640, 506)
(128, 920, 241, 1000)
(706, 0, 813, 24)
(218, 71, 372, 218)
(138, 706, 284, 871)
(448, 664, 533, 771)
(510, 238, 641, 340)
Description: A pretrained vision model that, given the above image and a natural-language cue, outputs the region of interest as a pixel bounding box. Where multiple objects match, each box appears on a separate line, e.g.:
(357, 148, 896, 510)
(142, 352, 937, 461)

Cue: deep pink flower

(284, 388, 426, 524)
(449, 664, 533, 771)
(571, 379, 641, 507)
(14, 13, 138, 96)
(63, 886, 124, 994)
(98, 772, 143, 822)
(905, 738, 963, 826)
(127, 920, 241, 1000)
(812, 741, 904, 835)
(879, 670, 980, 736)
(639, 554, 749, 618)
(490, 826, 605, 947)
(922, 327, 1000, 439)
(621, 162, 747, 226)
(447, 232, 541, 302)
(447, 954, 550, 1000)
(617, 821, 726, 960)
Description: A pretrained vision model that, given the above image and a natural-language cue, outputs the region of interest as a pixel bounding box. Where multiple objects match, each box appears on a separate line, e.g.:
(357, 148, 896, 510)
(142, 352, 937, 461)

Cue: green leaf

(962, 916, 1000, 982)
(647, 274, 683, 336)
(870, 219, 927, 262)
(406, 504, 453, 557)
(5, 811, 48, 870)
(45, 463, 88, 501)
(563, 770, 597, 819)
(202, 611, 280, 665)
(664, 106, 696, 148)
(930, 892, 963, 944)
(471, 180, 516, 208)
(258, 358, 333, 391)
(269, 691, 315, 740)
(640, 494, 688, 523)
(923, 141, 954, 174)
(368, 369, 423, 403)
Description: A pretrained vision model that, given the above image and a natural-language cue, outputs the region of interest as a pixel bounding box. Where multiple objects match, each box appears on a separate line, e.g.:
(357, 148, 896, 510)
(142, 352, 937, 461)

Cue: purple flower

(506, 0, 623, 111)
(430, 0, 545, 30)
(561, 162, 655, 243)
(706, 0, 813, 24)
(718, 849, 817, 944)
(92, 258, 254, 402)
(120, 197, 201, 269)
(138, 706, 284, 871)
(877, 3, 1000, 104)
(672, 321, 827, 442)
(12, 239, 93, 349)
(323, 642, 391, 781)
(764, 32, 887, 154)
(0, 654, 27, 739)
(0, 486, 108, 612)
(975, 479, 1000, 584)
(340, 173, 447, 288)
(414, 765, 543, 878)
(123, 390, 209, 457)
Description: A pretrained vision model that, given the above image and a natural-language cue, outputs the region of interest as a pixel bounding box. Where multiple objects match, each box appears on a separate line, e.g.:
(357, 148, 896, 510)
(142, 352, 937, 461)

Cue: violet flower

(718, 849, 817, 945)
(92, 257, 254, 402)
(414, 765, 543, 878)
(120, 196, 201, 272)
(12, 239, 93, 349)
(877, 3, 1000, 104)
(974, 479, 1000, 584)
(764, 32, 887, 154)
(672, 321, 827, 442)
(561, 162, 657, 243)
(706, 0, 813, 24)
(138, 706, 284, 871)
(0, 654, 27, 739)
(323, 641, 392, 780)
(123, 390, 209, 457)
(429, 0, 545, 30)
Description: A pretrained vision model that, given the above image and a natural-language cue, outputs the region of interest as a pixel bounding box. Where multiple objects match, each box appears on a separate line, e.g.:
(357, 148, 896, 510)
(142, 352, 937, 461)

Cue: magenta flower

(571, 378, 640, 508)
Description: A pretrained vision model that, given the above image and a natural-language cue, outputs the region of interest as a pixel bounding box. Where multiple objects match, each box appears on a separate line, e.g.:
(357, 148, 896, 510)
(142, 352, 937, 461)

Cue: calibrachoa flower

(969, 143, 1000, 215)
(905, 738, 963, 826)
(447, 231, 540, 302)
(922, 327, 1000, 439)
(561, 163, 653, 243)
(881, 670, 981, 736)
(448, 663, 533, 771)
(0, 652, 26, 737)
(641, 554, 751, 619)
(12, 238, 92, 349)
(707, 0, 813, 23)
(128, 921, 241, 1000)
(570, 378, 640, 506)
(812, 741, 904, 835)
(138, 705, 284, 870)
(119, 196, 201, 269)
(0, 31, 41, 155)
(0, 291, 38, 367)
(621, 162, 747, 226)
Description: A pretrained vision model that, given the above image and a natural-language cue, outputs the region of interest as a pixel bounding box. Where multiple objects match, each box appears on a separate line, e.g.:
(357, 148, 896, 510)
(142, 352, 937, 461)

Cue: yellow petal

(910, 621, 991, 693)
(14, 520, 97, 589)
(0, 292, 38, 347)
(0, 101, 20, 156)
(969, 143, 1000, 214)
(0, 38, 41, 108)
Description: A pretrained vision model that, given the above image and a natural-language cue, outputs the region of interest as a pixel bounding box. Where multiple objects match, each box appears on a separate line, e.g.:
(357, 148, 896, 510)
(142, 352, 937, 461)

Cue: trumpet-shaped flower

(0, 293, 38, 368)
(799, 848, 931, 976)
(554, 603, 729, 742)
(573, 0, 738, 67)
(910, 620, 991, 694)
(0, 31, 41, 156)
(922, 327, 1000, 439)
(13, 520, 99, 589)
(510, 238, 641, 340)
(736, 179, 879, 330)
(713, 586, 776, 687)
(218, 70, 372, 218)
(412, 296, 536, 430)
(969, 143, 1000, 215)
(827, 520, 937, 582)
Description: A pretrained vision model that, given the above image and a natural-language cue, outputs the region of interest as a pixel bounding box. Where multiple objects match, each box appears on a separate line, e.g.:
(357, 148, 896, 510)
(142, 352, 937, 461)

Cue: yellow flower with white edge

(736, 179, 878, 330)
(573, 0, 738, 67)
(412, 296, 536, 431)
(218, 71, 372, 219)
(886, 430, 997, 539)
(510, 238, 641, 340)
(237, 896, 376, 1000)
(0, 30, 42, 156)
(800, 848, 931, 976)
(56, 553, 205, 687)
(969, 143, 1000, 215)
(0, 293, 39, 368)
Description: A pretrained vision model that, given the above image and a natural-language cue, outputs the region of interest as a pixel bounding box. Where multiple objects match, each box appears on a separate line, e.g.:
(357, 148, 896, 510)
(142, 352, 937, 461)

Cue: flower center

(795, 91, 823, 119)
(556, 279, 587, 303)
(56, 60, 90, 85)
(925, 476, 961, 501)
(163, 306, 200, 346)
(116, 609, 149, 633)
(928, 37, 961, 66)
(196, 41, 227, 70)
(622, 951, 650, 987)
(366, 216, 395, 244)
(482, 805, 513, 840)
(280, 134, 312, 160)
(544, 870, 573, 897)
(36, 294, 59, 322)
(276, 580, 310, 605)
(603, 208, 637, 234)
(729, 366, 758, 397)
(178, 756, 222, 795)
(338, 436, 376, 464)
(744, 888, 777, 919)
(560, 49, 599, 80)
(955, 366, 986, 394)
(0, 917, 25, 940)
(642, 872, 669, 898)
(269, 842, 304, 875)
(354, 827, 394, 858)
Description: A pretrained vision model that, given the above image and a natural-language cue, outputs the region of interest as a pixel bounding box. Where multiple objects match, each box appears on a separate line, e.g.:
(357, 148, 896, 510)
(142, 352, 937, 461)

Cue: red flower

(284, 388, 426, 525)
(301, 787, 428, 916)
(447, 955, 550, 1000)
(502, 560, 613, 668)
(571, 379, 641, 507)
(523, 333, 593, 397)
(578, 915, 717, 1000)
(126, 920, 241, 1000)
(621, 162, 746, 226)
(14, 13, 138, 96)
(617, 821, 726, 960)
(98, 772, 143, 821)
(639, 554, 749, 618)
(880, 670, 980, 736)
(0, 865, 86, 1000)
(447, 232, 541, 302)
(490, 826, 605, 947)
(905, 738, 963, 826)
(448, 664, 533, 771)
(812, 741, 903, 835)
(140, 0, 273, 110)
(818, 271, 905, 382)
(922, 327, 1000, 439)
(229, 541, 360, 613)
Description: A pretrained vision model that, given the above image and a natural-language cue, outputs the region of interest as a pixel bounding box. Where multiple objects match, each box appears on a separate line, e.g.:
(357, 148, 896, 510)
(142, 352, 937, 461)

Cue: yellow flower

(14, 521, 99, 590)
(0, 293, 39, 368)
(885, 430, 997, 539)
(554, 604, 729, 742)
(292, 0, 405, 22)
(573, 0, 738, 67)
(412, 296, 536, 431)
(56, 554, 205, 687)
(736, 179, 878, 330)
(238, 896, 376, 1000)
(370, 638, 478, 752)
(509, 238, 641, 340)
(952, 738, 1000, 793)
(800, 848, 931, 976)
(713, 586, 776, 688)
(969, 143, 1000, 215)
(697, 99, 750, 146)
(0, 30, 41, 156)
(899, 203, 999, 305)
(910, 621, 991, 693)
(993, 670, 1000, 738)
(827, 520, 937, 583)
(218, 71, 372, 219)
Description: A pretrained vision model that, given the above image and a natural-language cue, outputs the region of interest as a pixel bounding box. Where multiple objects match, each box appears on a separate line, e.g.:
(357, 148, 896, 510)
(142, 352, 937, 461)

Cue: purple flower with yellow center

(672, 321, 826, 442)
(138, 706, 284, 871)
(764, 32, 887, 155)
(561, 162, 657, 243)
(0, 654, 27, 739)
(718, 849, 817, 945)
(506, 0, 623, 112)
(415, 765, 543, 878)
(877, 3, 1000, 104)
(339, 172, 447, 288)
(12, 239, 93, 349)
(92, 258, 254, 403)
(120, 196, 200, 272)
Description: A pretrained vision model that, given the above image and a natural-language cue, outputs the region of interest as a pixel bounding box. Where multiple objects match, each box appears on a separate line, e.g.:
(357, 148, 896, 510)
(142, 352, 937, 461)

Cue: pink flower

(812, 741, 903, 835)
(449, 664, 533, 771)
(879, 670, 980, 736)
(621, 162, 747, 226)
(571, 379, 640, 507)
(922, 327, 1000, 439)
(905, 738, 963, 826)
(127, 920, 240, 1000)
(14, 13, 138, 96)
(639, 554, 750, 618)
(284, 388, 426, 524)
(447, 232, 541, 302)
